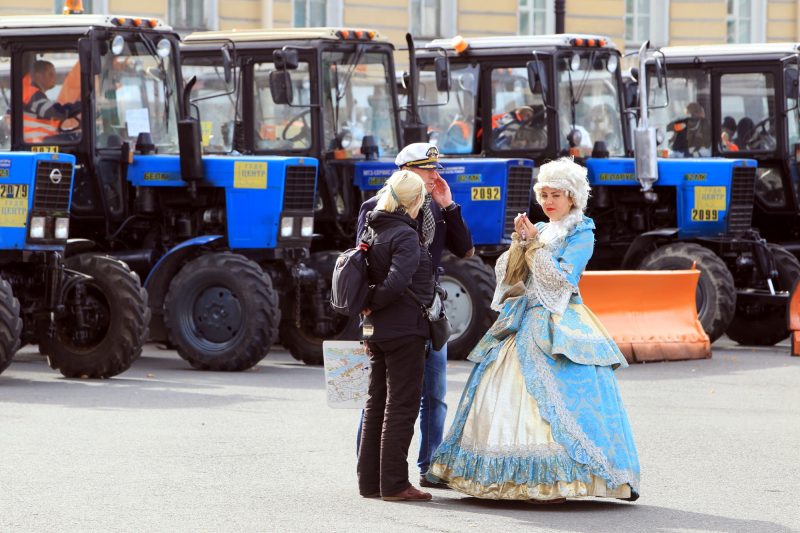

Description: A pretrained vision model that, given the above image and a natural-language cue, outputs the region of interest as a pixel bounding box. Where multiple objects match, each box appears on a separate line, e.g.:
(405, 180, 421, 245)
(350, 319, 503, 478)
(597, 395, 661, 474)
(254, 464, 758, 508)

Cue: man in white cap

(356, 142, 474, 489)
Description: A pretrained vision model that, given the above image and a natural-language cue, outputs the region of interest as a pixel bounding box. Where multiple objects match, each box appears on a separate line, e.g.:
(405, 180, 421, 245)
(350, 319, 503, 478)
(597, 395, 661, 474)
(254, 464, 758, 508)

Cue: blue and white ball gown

(427, 213, 640, 501)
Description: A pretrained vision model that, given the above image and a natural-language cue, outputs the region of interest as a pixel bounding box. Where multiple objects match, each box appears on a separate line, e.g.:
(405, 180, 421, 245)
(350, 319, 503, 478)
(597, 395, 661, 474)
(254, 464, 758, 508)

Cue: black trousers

(357, 335, 428, 496)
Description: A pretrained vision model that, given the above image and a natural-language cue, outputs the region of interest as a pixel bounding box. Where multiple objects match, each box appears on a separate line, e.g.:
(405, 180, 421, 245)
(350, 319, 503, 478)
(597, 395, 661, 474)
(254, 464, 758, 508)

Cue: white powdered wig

(533, 157, 591, 213)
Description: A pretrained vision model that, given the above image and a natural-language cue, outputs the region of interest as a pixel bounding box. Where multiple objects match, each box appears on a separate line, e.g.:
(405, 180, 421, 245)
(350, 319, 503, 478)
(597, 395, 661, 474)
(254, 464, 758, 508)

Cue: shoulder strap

(404, 288, 427, 311)
(358, 218, 376, 249)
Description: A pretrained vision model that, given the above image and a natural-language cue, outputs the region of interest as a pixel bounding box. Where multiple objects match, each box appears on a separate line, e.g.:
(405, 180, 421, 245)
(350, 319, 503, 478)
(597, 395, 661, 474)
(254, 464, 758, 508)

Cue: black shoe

(419, 476, 451, 490)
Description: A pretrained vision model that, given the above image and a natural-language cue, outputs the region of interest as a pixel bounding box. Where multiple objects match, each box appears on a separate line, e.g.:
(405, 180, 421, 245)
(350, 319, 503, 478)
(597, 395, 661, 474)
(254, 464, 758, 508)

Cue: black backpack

(330, 226, 375, 317)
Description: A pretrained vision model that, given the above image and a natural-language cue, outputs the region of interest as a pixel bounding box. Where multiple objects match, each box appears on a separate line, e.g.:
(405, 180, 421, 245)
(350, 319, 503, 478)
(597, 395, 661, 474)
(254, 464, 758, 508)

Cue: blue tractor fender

(144, 235, 225, 310)
(621, 228, 679, 269)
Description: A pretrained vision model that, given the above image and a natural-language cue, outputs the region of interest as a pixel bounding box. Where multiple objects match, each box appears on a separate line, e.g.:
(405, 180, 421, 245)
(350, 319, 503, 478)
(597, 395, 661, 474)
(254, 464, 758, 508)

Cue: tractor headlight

(55, 218, 69, 240)
(30, 216, 46, 239)
(300, 216, 314, 237)
(280, 217, 294, 237)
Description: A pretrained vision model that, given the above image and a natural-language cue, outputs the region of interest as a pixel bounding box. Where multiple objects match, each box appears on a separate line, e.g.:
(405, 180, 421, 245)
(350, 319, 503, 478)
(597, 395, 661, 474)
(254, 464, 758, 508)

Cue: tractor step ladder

(579, 270, 711, 363)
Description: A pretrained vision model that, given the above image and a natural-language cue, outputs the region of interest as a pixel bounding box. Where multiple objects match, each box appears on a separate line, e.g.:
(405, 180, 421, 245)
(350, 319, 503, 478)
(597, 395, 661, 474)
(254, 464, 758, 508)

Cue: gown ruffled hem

(430, 463, 632, 500)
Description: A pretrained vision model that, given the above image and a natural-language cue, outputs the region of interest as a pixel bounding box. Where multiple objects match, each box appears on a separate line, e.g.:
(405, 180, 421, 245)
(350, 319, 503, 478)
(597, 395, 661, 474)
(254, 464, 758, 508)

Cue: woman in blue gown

(427, 157, 640, 503)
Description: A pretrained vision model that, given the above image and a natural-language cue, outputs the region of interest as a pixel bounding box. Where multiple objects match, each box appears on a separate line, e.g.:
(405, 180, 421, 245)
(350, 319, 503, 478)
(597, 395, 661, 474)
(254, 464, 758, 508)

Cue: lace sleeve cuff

(528, 247, 576, 315)
(511, 231, 544, 250)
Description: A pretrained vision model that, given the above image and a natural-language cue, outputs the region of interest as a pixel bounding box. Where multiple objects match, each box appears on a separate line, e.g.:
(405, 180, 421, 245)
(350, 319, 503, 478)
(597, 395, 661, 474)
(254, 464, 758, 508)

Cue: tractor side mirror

(785, 67, 799, 111)
(273, 48, 299, 70)
(269, 71, 293, 105)
(434, 56, 451, 92)
(222, 45, 233, 85)
(526, 59, 549, 102)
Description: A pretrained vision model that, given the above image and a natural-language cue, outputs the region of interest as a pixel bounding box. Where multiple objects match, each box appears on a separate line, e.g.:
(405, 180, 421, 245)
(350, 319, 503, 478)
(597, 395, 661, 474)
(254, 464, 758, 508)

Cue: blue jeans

(417, 342, 448, 475)
(356, 342, 448, 476)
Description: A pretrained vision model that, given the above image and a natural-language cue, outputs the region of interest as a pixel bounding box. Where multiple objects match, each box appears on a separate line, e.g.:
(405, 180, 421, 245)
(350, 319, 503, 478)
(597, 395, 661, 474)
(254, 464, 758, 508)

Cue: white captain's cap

(394, 142, 444, 170)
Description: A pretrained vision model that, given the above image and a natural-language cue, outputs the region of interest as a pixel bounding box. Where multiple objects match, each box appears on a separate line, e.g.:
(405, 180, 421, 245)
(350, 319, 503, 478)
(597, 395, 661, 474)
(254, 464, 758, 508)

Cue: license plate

(0, 184, 28, 199)
(471, 186, 501, 201)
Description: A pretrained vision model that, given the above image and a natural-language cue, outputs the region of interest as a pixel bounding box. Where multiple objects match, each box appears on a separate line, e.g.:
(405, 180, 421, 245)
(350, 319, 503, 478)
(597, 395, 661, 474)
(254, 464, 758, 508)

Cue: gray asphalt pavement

(1, 339, 798, 532)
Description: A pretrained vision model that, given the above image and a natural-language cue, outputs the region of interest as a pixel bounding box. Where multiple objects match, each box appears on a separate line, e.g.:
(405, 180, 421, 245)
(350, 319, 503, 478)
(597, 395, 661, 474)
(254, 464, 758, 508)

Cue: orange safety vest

(22, 74, 60, 143)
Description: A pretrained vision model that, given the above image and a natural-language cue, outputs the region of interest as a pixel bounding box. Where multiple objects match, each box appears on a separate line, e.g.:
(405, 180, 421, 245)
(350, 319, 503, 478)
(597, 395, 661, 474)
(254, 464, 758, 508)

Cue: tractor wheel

(280, 251, 360, 366)
(41, 255, 149, 379)
(439, 253, 497, 360)
(0, 277, 22, 375)
(726, 244, 800, 346)
(164, 252, 279, 371)
(639, 242, 736, 343)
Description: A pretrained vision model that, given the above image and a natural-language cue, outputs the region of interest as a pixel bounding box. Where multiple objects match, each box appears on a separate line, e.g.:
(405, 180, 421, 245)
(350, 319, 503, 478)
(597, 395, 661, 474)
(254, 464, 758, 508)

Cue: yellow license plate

(471, 186, 501, 201)
(691, 209, 719, 222)
(0, 184, 28, 199)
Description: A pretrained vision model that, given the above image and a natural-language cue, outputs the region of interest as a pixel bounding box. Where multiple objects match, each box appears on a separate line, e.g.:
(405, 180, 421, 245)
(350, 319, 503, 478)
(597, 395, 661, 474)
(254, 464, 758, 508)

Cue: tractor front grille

(33, 160, 72, 213)
(727, 166, 756, 233)
(504, 165, 534, 238)
(284, 165, 317, 211)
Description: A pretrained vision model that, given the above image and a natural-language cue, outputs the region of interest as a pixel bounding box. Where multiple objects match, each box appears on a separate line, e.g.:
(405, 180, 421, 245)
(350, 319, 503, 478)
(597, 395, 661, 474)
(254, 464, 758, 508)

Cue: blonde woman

(427, 157, 640, 503)
(358, 169, 436, 502)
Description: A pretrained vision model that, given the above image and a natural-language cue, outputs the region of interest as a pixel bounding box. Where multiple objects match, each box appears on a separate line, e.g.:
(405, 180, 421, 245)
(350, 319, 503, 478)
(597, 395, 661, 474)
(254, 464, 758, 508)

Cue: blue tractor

(627, 43, 800, 346)
(0, 14, 319, 371)
(181, 28, 534, 361)
(412, 34, 787, 343)
(0, 149, 149, 378)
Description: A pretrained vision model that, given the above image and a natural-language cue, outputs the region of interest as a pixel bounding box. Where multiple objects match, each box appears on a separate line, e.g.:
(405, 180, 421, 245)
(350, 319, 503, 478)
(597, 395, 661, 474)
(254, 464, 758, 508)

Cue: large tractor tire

(439, 253, 497, 360)
(0, 277, 22, 375)
(164, 252, 279, 371)
(726, 244, 800, 346)
(42, 255, 149, 379)
(639, 242, 735, 343)
(280, 251, 360, 366)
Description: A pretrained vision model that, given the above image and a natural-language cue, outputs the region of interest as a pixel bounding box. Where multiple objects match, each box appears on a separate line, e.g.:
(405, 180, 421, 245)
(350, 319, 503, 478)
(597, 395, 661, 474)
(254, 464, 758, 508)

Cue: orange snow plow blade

(788, 279, 800, 357)
(579, 270, 711, 363)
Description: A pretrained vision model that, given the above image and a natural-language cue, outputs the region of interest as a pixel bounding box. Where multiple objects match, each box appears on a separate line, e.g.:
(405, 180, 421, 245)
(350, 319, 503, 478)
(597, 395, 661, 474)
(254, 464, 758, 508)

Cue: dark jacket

(357, 195, 473, 273)
(364, 210, 434, 341)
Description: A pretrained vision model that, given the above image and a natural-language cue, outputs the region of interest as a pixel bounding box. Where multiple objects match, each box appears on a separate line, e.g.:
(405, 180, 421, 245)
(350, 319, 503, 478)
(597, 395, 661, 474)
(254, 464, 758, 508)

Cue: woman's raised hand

(514, 213, 538, 240)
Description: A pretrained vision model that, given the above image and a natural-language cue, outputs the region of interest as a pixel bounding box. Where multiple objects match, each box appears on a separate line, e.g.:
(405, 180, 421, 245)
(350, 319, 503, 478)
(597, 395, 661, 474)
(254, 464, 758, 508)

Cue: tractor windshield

(183, 57, 241, 154)
(489, 66, 548, 152)
(321, 49, 398, 157)
(418, 62, 479, 155)
(648, 69, 712, 157)
(95, 36, 180, 153)
(557, 50, 625, 157)
(253, 60, 313, 152)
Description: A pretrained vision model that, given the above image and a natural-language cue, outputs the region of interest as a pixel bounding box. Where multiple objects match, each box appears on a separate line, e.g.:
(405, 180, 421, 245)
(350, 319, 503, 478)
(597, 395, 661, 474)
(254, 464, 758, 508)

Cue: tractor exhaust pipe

(403, 33, 428, 145)
(633, 40, 658, 196)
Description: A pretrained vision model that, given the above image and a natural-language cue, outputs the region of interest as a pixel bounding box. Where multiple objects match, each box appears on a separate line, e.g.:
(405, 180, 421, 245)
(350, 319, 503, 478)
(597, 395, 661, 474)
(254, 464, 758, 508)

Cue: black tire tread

(440, 253, 497, 360)
(0, 277, 22, 375)
(164, 252, 279, 371)
(42, 254, 149, 378)
(639, 242, 736, 343)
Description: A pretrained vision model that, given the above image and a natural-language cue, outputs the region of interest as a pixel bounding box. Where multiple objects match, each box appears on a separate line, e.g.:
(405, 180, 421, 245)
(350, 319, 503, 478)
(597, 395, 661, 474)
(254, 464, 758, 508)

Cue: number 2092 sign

(471, 186, 501, 201)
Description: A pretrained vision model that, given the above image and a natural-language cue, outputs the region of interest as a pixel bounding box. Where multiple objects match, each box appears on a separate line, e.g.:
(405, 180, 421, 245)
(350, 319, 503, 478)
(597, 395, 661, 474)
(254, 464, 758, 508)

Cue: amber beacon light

(62, 0, 85, 14)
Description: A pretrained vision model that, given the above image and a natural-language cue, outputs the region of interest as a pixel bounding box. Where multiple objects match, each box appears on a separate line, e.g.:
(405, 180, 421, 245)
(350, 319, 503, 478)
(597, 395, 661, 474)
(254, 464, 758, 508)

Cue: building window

(624, 0, 669, 47)
(55, 0, 106, 13)
(411, 0, 443, 40)
(624, 0, 651, 46)
(169, 0, 217, 33)
(726, 0, 766, 43)
(518, 0, 549, 35)
(293, 0, 327, 27)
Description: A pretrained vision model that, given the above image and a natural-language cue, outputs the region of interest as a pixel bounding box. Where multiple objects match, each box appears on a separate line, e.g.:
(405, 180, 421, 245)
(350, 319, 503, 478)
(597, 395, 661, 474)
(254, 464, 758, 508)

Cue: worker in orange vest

(22, 60, 80, 143)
